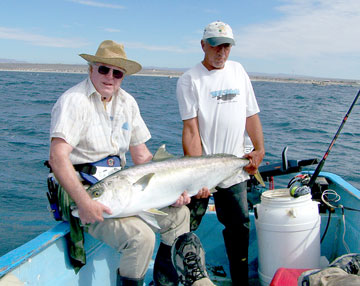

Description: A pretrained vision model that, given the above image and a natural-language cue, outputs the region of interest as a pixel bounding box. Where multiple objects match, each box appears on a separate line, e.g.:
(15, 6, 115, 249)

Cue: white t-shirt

(50, 77, 151, 166)
(176, 60, 260, 187)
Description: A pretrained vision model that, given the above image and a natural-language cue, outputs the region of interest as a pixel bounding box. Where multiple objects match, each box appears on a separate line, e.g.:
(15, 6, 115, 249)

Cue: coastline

(0, 63, 183, 77)
(0, 63, 359, 86)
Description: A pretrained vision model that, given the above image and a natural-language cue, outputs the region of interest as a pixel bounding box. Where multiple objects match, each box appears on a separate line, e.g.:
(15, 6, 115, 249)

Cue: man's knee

(174, 205, 190, 226)
(132, 224, 156, 248)
(120, 219, 156, 253)
(158, 206, 190, 246)
(87, 217, 156, 253)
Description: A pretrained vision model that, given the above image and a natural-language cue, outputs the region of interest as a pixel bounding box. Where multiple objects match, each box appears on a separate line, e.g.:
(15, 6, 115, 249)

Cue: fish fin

(137, 212, 161, 229)
(209, 187, 217, 194)
(153, 144, 175, 161)
(72, 209, 79, 218)
(134, 173, 155, 191)
(254, 170, 266, 187)
(145, 208, 168, 216)
(137, 209, 168, 229)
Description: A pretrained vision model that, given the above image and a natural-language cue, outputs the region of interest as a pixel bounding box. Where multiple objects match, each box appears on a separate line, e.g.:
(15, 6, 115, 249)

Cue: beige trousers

(86, 206, 190, 279)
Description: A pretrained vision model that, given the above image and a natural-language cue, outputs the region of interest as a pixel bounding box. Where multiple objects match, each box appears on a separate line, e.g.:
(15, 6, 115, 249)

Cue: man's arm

(129, 143, 153, 165)
(182, 117, 210, 199)
(244, 114, 265, 174)
(49, 138, 112, 224)
(182, 117, 202, 156)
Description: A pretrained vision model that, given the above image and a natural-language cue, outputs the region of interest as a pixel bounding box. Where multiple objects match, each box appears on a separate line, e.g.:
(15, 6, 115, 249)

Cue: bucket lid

(261, 188, 312, 204)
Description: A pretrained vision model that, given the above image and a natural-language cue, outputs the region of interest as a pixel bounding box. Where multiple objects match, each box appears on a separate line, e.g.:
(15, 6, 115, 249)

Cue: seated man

(48, 40, 214, 286)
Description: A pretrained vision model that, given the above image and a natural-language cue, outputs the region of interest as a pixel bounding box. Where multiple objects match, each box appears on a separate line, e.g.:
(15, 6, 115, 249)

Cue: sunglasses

(96, 65, 124, 79)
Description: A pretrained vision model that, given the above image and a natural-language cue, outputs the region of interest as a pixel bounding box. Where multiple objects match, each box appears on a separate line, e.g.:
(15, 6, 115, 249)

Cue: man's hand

(195, 187, 211, 199)
(244, 149, 265, 175)
(172, 191, 191, 207)
(77, 197, 112, 225)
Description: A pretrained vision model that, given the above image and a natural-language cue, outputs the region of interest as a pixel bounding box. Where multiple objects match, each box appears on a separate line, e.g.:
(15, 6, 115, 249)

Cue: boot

(153, 243, 179, 286)
(117, 269, 144, 286)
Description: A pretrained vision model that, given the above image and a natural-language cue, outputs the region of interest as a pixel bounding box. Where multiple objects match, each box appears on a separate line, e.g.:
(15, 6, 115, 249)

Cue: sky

(0, 0, 360, 80)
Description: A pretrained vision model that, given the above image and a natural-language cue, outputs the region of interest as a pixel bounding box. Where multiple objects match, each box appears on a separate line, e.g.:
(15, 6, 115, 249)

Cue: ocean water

(0, 71, 359, 256)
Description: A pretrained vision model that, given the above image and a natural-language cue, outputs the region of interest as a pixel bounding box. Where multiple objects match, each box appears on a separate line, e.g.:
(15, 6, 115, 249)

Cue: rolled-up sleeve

(129, 97, 151, 146)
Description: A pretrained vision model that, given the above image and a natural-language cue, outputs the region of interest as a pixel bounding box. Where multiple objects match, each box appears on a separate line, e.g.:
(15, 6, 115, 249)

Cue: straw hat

(79, 40, 142, 75)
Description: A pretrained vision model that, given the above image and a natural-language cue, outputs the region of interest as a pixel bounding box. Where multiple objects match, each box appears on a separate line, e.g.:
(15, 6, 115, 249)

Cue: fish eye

(93, 190, 101, 198)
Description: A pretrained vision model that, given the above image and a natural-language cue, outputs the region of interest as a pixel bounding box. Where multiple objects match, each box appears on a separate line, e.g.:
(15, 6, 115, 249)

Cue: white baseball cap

(202, 21, 235, 46)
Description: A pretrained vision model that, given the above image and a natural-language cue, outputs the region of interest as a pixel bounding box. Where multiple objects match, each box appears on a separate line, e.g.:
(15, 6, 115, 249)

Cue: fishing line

(308, 89, 360, 189)
(320, 189, 359, 251)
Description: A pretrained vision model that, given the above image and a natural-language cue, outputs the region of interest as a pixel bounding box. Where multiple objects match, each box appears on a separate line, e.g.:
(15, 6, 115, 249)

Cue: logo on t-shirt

(210, 89, 239, 102)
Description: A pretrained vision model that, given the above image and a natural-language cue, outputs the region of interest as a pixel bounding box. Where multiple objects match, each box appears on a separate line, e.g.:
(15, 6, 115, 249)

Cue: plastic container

(254, 189, 320, 286)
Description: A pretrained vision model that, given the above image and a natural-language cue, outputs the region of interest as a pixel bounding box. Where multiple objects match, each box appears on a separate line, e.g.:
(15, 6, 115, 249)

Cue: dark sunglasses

(96, 65, 124, 79)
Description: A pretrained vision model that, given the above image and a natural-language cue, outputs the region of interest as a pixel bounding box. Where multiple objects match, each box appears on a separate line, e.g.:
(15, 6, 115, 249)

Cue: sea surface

(0, 71, 359, 257)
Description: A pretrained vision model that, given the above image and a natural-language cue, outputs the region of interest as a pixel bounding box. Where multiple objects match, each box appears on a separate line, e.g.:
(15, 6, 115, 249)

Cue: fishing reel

(287, 173, 330, 213)
(287, 174, 311, 198)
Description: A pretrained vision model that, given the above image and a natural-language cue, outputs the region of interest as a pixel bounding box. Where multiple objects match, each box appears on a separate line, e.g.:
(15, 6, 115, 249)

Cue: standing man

(49, 40, 213, 286)
(176, 21, 265, 285)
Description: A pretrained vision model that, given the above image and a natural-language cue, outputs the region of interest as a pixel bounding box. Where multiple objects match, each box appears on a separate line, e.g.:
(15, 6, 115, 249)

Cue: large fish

(72, 145, 254, 227)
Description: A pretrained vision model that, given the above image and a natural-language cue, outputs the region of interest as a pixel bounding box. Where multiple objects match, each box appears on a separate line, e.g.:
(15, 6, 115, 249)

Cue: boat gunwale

(0, 222, 70, 278)
(303, 171, 360, 199)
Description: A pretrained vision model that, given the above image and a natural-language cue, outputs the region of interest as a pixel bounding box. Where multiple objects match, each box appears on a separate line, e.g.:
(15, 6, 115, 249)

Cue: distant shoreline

(0, 63, 359, 86)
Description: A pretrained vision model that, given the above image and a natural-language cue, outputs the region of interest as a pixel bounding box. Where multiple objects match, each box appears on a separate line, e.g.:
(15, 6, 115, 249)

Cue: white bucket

(254, 189, 320, 286)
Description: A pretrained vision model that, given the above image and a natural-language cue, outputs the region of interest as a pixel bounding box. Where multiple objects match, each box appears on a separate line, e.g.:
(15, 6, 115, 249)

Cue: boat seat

(270, 268, 310, 286)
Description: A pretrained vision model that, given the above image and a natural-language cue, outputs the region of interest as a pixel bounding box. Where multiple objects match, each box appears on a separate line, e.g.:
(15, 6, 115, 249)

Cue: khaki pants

(86, 206, 190, 279)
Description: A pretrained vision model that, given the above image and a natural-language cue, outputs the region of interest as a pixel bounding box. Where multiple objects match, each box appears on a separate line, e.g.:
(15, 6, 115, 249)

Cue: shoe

(329, 253, 360, 275)
(171, 232, 208, 286)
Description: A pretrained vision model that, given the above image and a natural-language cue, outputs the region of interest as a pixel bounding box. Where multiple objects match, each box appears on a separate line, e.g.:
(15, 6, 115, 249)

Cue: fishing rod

(308, 89, 360, 189)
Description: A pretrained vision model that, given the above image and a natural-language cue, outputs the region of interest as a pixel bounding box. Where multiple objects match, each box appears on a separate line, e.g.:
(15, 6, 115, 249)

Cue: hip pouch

(44, 156, 121, 221)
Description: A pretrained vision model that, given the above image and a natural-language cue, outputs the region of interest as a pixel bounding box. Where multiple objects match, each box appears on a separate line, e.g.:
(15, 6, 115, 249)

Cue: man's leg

(213, 182, 250, 286)
(153, 243, 179, 286)
(116, 271, 145, 286)
(86, 216, 155, 280)
(153, 206, 190, 286)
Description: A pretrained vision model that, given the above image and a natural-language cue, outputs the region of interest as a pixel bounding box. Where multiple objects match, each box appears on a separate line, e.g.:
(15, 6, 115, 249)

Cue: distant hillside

(0, 63, 88, 74)
(0, 63, 184, 77)
(0, 58, 27, 64)
(0, 62, 358, 86)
